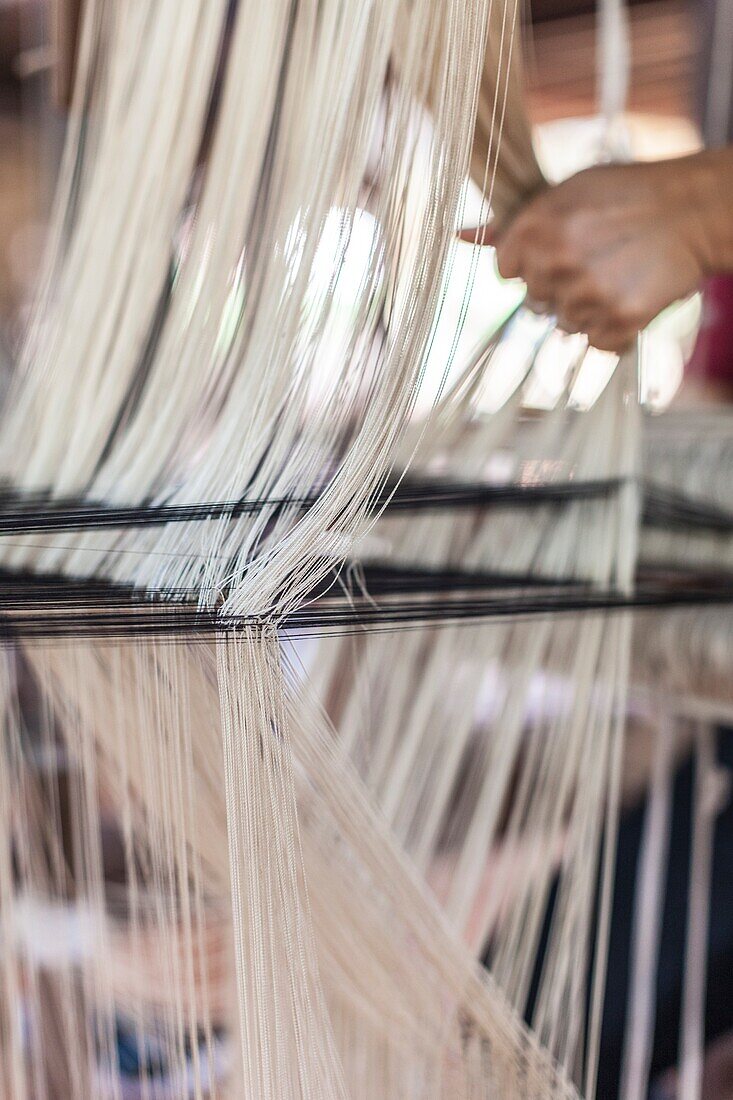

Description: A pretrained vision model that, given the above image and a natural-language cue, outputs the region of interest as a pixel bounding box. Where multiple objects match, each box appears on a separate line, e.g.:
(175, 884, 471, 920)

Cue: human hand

(460, 153, 733, 353)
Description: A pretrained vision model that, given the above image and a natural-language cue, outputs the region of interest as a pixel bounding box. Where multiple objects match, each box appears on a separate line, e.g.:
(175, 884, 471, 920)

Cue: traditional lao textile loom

(0, 1, 731, 1098)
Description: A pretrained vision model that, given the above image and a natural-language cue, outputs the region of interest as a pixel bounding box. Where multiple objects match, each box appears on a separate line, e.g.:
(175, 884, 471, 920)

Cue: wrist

(674, 149, 733, 275)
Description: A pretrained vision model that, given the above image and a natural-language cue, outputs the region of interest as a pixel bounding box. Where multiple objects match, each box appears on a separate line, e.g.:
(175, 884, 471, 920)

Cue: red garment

(686, 275, 733, 383)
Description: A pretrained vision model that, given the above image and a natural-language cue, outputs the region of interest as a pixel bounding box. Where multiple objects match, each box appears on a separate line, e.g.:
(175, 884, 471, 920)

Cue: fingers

(553, 292, 641, 352)
(508, 247, 584, 322)
(581, 324, 637, 354)
(493, 215, 535, 280)
(457, 224, 496, 247)
(496, 206, 649, 351)
(496, 214, 581, 286)
(493, 193, 567, 280)
(456, 180, 651, 354)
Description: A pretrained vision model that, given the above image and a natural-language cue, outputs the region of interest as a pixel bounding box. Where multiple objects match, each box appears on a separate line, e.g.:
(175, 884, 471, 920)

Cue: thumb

(457, 222, 497, 246)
